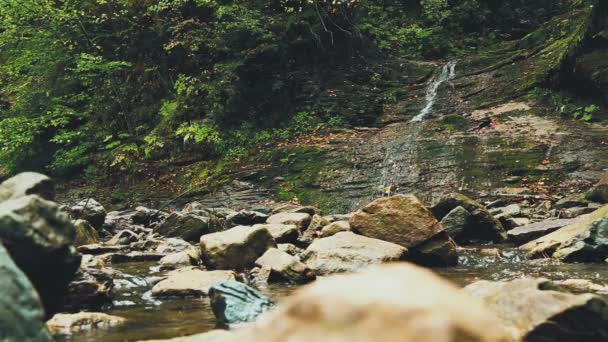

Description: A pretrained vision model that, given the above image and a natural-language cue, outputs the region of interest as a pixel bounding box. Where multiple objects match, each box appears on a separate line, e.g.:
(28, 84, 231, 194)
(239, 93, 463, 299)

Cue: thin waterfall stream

(411, 61, 457, 122)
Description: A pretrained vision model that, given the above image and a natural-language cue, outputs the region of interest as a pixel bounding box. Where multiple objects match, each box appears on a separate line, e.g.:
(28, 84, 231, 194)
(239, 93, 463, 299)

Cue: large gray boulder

(464, 278, 608, 341)
(522, 205, 608, 261)
(200, 225, 276, 270)
(0, 243, 53, 341)
(70, 198, 107, 229)
(350, 195, 457, 266)
(0, 172, 54, 202)
(151, 269, 237, 297)
(155, 211, 212, 241)
(0, 195, 80, 316)
(431, 193, 507, 243)
(301, 232, 407, 275)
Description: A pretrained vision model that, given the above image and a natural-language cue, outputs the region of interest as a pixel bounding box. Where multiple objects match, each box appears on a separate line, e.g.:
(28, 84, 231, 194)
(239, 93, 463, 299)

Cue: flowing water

(56, 247, 608, 342)
(411, 61, 457, 122)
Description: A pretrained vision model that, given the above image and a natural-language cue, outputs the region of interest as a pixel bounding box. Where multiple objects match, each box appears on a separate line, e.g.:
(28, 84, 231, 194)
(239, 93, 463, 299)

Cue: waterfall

(411, 61, 457, 122)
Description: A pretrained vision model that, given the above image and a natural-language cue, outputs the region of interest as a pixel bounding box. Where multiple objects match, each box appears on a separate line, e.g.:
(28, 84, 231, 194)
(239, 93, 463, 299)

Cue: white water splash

(411, 61, 457, 122)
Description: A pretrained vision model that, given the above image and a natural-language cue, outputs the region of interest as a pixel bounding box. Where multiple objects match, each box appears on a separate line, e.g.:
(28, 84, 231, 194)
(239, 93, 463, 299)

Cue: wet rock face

(464, 278, 608, 341)
(70, 199, 107, 229)
(231, 264, 509, 342)
(522, 205, 608, 262)
(199, 225, 276, 270)
(301, 231, 407, 275)
(350, 195, 457, 265)
(0, 242, 53, 342)
(209, 281, 274, 327)
(431, 193, 507, 243)
(0, 172, 54, 202)
(0, 195, 80, 317)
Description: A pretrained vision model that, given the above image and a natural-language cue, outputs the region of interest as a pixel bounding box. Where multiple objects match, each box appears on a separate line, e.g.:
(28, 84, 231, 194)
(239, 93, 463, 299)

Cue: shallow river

(56, 246, 608, 342)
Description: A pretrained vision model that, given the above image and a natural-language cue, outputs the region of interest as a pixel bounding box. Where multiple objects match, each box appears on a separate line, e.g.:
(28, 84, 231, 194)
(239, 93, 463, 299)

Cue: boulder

(586, 172, 608, 203)
(349, 195, 457, 265)
(106, 229, 139, 246)
(0, 172, 54, 202)
(320, 220, 350, 237)
(151, 269, 237, 297)
(230, 264, 509, 342)
(297, 214, 328, 246)
(521, 205, 608, 261)
(255, 248, 315, 283)
(561, 206, 595, 218)
(155, 211, 212, 242)
(63, 267, 113, 310)
(0, 242, 53, 341)
(70, 199, 107, 229)
(556, 195, 590, 209)
(266, 212, 311, 230)
(464, 278, 608, 341)
(73, 219, 99, 246)
(0, 195, 80, 316)
(226, 210, 268, 227)
(301, 232, 407, 275)
(155, 238, 193, 254)
(252, 223, 299, 244)
(431, 193, 507, 243)
(277, 243, 301, 256)
(46, 312, 125, 334)
(507, 219, 575, 244)
(200, 225, 276, 270)
(209, 281, 274, 327)
(439, 206, 471, 238)
(158, 248, 201, 269)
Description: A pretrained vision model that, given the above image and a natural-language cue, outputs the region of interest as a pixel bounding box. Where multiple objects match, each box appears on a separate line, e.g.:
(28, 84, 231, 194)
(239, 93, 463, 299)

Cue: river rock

(63, 266, 113, 310)
(301, 232, 407, 275)
(209, 281, 274, 327)
(320, 220, 351, 237)
(297, 214, 328, 246)
(266, 212, 311, 230)
(252, 223, 299, 244)
(521, 205, 608, 261)
(255, 248, 315, 283)
(0, 195, 80, 317)
(464, 278, 608, 341)
(155, 238, 193, 254)
(47, 312, 125, 334)
(152, 269, 237, 297)
(73, 219, 99, 246)
(277, 243, 301, 256)
(106, 229, 139, 245)
(271, 204, 318, 216)
(226, 210, 268, 226)
(350, 195, 457, 265)
(70, 198, 107, 229)
(0, 172, 54, 202)
(561, 206, 595, 218)
(155, 211, 212, 242)
(586, 173, 608, 203)
(231, 264, 509, 342)
(431, 193, 507, 243)
(200, 225, 276, 270)
(556, 194, 590, 209)
(439, 206, 471, 238)
(507, 219, 575, 244)
(158, 248, 201, 269)
(0, 242, 53, 341)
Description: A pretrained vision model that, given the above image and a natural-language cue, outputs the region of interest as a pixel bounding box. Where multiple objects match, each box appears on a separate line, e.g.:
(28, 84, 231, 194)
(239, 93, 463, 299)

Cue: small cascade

(411, 61, 457, 122)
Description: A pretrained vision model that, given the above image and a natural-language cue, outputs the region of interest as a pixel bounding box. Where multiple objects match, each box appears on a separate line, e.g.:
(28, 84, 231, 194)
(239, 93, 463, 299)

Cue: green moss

(440, 114, 469, 132)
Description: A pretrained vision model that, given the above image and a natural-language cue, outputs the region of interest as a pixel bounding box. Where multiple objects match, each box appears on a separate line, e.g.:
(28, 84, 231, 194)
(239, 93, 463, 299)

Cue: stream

(56, 246, 608, 342)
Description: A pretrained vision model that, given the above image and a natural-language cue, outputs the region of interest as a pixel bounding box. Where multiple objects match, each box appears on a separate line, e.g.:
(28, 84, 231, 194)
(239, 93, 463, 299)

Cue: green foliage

(528, 88, 601, 121)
